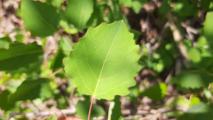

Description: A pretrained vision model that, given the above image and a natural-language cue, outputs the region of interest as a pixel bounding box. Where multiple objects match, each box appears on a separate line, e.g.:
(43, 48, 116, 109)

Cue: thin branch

(88, 96, 95, 120)
(107, 101, 115, 120)
(167, 13, 188, 59)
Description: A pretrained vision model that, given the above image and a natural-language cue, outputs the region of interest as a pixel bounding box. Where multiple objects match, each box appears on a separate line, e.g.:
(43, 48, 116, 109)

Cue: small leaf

(0, 90, 13, 110)
(21, 0, 60, 37)
(178, 103, 213, 120)
(59, 38, 73, 56)
(64, 21, 140, 100)
(0, 37, 10, 49)
(65, 0, 94, 29)
(0, 41, 43, 72)
(173, 0, 197, 18)
(9, 78, 51, 102)
(119, 0, 132, 7)
(108, 97, 123, 120)
(51, 49, 65, 71)
(47, 0, 63, 7)
(76, 97, 105, 119)
(203, 12, 213, 43)
(159, 0, 170, 14)
(132, 1, 142, 13)
(174, 96, 190, 110)
(172, 71, 213, 89)
(172, 72, 203, 89)
(188, 48, 201, 63)
(200, 0, 211, 10)
(141, 82, 167, 100)
(189, 95, 201, 107)
(51, 38, 72, 71)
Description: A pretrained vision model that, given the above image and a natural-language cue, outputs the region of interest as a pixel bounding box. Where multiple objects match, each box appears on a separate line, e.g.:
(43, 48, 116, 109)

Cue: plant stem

(107, 101, 115, 120)
(88, 96, 95, 120)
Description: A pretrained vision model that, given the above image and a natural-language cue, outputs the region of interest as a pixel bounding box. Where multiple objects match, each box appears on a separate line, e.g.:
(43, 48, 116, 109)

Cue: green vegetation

(0, 0, 213, 120)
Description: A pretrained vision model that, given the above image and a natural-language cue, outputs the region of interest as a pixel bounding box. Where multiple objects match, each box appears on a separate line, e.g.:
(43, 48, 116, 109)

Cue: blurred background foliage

(0, 0, 213, 119)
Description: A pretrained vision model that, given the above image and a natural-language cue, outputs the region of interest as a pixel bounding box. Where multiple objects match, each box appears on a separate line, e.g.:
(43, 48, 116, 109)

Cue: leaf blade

(21, 0, 60, 37)
(65, 0, 94, 29)
(64, 21, 140, 100)
(0, 41, 43, 72)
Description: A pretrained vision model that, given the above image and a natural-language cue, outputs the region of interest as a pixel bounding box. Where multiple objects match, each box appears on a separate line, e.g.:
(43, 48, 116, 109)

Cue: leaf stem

(88, 96, 95, 120)
(107, 101, 115, 120)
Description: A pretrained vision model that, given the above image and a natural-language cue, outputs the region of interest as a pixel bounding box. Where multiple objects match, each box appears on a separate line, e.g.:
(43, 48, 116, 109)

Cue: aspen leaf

(64, 21, 140, 100)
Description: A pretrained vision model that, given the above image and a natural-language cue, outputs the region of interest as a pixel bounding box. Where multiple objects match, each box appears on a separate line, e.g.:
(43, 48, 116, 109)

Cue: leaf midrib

(92, 23, 122, 97)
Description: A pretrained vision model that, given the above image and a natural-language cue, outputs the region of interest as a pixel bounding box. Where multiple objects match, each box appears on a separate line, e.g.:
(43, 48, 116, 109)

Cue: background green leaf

(0, 37, 10, 49)
(9, 78, 51, 102)
(172, 71, 213, 89)
(76, 97, 105, 119)
(108, 97, 123, 120)
(141, 82, 167, 100)
(21, 0, 60, 37)
(0, 90, 12, 110)
(203, 11, 213, 48)
(0, 41, 43, 72)
(65, 0, 94, 29)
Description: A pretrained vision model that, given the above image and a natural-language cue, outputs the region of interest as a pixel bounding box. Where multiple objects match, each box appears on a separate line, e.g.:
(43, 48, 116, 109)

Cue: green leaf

(0, 78, 51, 111)
(59, 38, 73, 56)
(141, 82, 167, 100)
(9, 78, 51, 102)
(76, 97, 105, 119)
(0, 90, 13, 110)
(119, 0, 132, 7)
(173, 72, 203, 89)
(51, 49, 65, 71)
(188, 48, 201, 63)
(172, 71, 213, 89)
(65, 0, 94, 29)
(167, 95, 201, 114)
(132, 1, 142, 13)
(203, 12, 213, 45)
(159, 0, 170, 14)
(173, 0, 197, 18)
(108, 97, 123, 120)
(21, 0, 60, 37)
(178, 103, 213, 120)
(47, 0, 63, 7)
(108, 0, 123, 21)
(51, 38, 72, 71)
(64, 21, 140, 100)
(189, 95, 201, 107)
(0, 41, 43, 72)
(200, 0, 211, 10)
(0, 37, 10, 49)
